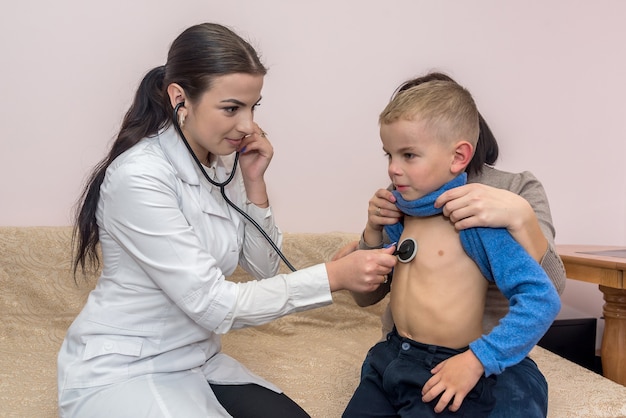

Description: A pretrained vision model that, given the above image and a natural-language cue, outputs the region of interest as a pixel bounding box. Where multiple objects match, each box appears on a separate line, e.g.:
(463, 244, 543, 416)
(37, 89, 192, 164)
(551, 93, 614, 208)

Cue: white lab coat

(58, 125, 332, 417)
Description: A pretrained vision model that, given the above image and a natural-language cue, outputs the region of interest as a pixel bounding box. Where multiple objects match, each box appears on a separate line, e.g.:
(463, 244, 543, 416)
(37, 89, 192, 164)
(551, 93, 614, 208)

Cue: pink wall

(2, 1, 625, 344)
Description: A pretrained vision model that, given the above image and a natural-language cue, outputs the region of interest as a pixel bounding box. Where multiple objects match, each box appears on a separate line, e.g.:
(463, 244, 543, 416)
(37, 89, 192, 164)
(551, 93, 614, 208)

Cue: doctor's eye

(223, 106, 239, 113)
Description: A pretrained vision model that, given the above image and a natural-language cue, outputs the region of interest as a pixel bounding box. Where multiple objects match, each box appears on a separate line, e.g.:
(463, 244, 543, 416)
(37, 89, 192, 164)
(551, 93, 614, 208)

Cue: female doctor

(58, 22, 396, 418)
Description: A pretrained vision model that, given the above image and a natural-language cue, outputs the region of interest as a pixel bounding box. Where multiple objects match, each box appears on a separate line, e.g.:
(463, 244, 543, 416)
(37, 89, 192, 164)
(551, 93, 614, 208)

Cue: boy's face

(381, 117, 458, 201)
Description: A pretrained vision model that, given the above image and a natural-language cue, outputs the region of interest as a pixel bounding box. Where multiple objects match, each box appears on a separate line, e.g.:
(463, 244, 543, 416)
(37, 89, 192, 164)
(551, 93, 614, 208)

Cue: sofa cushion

(1, 227, 626, 417)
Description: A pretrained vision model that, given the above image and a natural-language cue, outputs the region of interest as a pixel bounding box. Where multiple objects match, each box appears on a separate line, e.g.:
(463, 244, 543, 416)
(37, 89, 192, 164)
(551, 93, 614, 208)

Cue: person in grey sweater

(336, 72, 566, 417)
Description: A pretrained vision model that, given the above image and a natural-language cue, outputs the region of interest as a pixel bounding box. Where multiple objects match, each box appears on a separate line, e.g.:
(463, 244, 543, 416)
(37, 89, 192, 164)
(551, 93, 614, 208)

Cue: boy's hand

(421, 349, 485, 413)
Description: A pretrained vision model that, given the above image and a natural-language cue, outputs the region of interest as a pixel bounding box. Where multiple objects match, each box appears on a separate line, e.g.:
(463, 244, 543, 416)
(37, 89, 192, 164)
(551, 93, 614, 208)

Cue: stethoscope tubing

(172, 102, 297, 272)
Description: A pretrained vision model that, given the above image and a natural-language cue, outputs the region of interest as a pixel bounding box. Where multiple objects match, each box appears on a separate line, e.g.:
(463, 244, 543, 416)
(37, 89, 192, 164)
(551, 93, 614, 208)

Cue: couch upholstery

(2, 226, 626, 417)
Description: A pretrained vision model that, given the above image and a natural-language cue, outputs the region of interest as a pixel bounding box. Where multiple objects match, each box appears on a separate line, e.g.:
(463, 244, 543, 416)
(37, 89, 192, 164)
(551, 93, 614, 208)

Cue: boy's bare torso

(390, 214, 487, 349)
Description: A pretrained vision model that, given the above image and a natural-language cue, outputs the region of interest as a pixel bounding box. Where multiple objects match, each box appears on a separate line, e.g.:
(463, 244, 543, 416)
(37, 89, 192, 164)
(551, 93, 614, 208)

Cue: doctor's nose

(236, 114, 255, 136)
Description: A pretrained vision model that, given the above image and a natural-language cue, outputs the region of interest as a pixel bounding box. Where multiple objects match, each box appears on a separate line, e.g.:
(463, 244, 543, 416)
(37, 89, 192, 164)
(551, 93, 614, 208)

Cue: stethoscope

(173, 102, 297, 272)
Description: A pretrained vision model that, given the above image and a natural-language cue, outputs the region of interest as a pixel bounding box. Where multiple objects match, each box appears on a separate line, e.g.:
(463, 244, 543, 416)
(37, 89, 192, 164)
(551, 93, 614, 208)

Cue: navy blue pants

(343, 330, 496, 417)
(487, 356, 548, 417)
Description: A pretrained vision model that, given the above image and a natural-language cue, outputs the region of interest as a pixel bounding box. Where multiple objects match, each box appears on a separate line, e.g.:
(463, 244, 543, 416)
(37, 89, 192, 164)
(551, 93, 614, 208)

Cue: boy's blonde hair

(379, 80, 479, 146)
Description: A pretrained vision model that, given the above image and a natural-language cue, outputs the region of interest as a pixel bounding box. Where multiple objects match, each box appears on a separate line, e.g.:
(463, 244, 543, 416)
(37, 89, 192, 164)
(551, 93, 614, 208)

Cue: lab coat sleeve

(238, 202, 283, 278)
(215, 263, 332, 333)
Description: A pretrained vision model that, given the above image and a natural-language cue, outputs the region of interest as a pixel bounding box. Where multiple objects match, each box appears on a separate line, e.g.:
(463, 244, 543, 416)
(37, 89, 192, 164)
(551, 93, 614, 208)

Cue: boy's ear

(451, 141, 474, 174)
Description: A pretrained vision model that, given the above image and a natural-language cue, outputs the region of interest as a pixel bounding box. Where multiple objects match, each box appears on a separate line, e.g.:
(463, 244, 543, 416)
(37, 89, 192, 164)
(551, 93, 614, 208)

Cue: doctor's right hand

(325, 246, 396, 293)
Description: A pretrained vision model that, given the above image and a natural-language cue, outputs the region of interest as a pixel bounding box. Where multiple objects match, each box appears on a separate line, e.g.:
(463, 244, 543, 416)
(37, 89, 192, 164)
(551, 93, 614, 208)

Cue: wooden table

(556, 245, 626, 386)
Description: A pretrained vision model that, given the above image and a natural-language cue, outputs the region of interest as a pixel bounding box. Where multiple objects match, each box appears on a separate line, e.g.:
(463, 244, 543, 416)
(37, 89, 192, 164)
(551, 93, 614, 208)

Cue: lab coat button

(103, 342, 114, 351)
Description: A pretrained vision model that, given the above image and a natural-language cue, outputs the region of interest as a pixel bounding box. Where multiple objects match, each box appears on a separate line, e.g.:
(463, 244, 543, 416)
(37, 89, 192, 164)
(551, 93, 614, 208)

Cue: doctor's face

(181, 73, 264, 161)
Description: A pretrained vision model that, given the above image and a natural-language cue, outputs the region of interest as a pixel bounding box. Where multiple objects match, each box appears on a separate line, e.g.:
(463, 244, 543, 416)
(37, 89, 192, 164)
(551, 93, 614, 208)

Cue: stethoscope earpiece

(174, 101, 185, 113)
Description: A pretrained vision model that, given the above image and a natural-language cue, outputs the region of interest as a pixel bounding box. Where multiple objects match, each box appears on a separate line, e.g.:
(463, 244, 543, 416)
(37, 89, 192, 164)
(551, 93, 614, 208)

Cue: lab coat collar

(158, 124, 201, 185)
(157, 124, 235, 186)
(157, 124, 236, 219)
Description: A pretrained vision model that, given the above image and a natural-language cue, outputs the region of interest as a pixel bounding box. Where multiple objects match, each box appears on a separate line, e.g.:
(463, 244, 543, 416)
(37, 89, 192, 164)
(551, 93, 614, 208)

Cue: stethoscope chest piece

(396, 238, 417, 263)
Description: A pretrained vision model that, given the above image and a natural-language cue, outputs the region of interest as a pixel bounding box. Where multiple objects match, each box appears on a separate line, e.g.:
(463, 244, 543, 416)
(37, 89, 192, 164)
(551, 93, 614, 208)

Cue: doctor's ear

(166, 83, 187, 109)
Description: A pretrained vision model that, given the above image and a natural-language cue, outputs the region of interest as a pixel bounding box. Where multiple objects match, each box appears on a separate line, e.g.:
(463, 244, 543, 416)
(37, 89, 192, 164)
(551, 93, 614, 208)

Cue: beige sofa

(2, 226, 626, 417)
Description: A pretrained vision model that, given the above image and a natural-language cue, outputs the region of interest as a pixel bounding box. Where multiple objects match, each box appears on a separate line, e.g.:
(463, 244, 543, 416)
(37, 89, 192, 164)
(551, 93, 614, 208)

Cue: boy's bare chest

(393, 215, 485, 285)
(399, 215, 466, 265)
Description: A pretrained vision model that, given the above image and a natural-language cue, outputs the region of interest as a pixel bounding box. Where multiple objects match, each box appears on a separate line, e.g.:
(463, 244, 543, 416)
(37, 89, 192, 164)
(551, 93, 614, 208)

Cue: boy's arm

(464, 227, 561, 376)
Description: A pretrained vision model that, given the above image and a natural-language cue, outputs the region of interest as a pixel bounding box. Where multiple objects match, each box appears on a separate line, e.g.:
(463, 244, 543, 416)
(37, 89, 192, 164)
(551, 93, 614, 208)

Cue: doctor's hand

(238, 123, 273, 183)
(238, 123, 273, 207)
(325, 246, 396, 293)
(331, 240, 359, 261)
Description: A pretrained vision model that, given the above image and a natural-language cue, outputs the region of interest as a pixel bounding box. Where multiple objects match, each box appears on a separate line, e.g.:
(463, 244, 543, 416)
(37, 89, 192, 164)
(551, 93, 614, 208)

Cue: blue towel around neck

(384, 173, 561, 376)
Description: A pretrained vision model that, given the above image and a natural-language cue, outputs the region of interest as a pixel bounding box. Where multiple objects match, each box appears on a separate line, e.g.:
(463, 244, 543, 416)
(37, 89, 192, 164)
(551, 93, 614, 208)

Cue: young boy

(342, 80, 561, 417)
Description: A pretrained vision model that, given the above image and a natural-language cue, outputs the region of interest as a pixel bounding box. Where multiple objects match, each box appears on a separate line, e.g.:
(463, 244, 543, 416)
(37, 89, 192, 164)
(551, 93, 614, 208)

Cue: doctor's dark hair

(392, 72, 499, 176)
(72, 22, 267, 278)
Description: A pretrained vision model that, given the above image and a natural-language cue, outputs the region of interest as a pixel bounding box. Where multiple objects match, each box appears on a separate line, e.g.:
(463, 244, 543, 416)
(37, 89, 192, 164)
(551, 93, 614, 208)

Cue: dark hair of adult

(72, 23, 267, 278)
(392, 72, 499, 176)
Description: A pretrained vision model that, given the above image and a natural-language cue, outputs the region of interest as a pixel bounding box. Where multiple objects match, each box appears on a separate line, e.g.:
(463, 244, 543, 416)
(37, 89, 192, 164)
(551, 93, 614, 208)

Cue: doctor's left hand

(238, 123, 274, 183)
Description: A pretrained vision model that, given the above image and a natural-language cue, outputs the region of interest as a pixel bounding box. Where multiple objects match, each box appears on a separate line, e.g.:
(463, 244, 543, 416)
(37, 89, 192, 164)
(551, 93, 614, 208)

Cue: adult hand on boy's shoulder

(421, 350, 484, 413)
